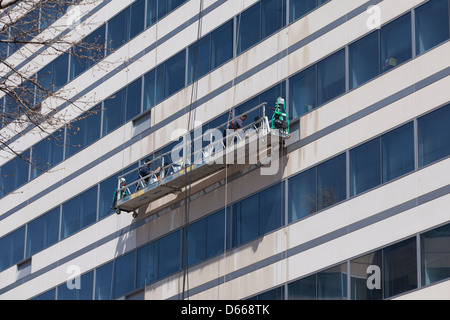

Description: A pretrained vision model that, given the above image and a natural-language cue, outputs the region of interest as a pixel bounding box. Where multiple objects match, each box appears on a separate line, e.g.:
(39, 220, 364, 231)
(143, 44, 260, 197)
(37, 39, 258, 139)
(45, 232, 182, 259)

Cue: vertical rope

(219, 0, 245, 299)
(181, 0, 204, 301)
(144, 0, 160, 298)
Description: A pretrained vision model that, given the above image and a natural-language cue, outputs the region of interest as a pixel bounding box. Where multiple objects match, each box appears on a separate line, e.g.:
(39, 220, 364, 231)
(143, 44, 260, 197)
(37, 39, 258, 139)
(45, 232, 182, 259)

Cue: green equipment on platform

(271, 97, 290, 139)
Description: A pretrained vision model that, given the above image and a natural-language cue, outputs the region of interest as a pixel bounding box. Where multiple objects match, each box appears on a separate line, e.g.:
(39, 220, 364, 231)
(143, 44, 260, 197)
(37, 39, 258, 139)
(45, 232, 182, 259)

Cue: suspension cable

(181, 0, 204, 301)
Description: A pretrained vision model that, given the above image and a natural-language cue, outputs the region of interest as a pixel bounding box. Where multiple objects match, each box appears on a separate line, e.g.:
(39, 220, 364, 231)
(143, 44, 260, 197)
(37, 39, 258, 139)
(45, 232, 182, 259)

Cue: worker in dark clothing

(139, 159, 151, 178)
(139, 159, 160, 186)
(224, 114, 247, 146)
(230, 114, 247, 130)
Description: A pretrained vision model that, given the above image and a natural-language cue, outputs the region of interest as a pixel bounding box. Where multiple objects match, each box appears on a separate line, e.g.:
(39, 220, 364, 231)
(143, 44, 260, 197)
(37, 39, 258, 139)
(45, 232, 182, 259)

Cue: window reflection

(421, 223, 450, 286)
(415, 0, 449, 55)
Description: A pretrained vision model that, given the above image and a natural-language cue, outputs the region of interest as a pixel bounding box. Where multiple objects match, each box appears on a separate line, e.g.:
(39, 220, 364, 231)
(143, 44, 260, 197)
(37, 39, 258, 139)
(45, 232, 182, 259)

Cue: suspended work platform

(114, 99, 290, 218)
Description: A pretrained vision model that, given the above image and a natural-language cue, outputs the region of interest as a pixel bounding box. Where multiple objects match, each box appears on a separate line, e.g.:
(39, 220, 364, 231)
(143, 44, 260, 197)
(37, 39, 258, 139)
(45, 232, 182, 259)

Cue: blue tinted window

(186, 209, 228, 267)
(77, 271, 94, 300)
(211, 20, 233, 70)
(233, 193, 259, 247)
(79, 186, 97, 230)
(188, 36, 210, 83)
(155, 64, 165, 105)
(62, 196, 79, 239)
(317, 154, 346, 211)
(151, 0, 186, 22)
(24, 224, 40, 261)
(207, 209, 229, 256)
(317, 263, 347, 300)
(288, 274, 316, 300)
(146, 0, 186, 27)
(288, 167, 316, 223)
(164, 51, 186, 98)
(126, 77, 142, 122)
(113, 251, 136, 298)
(31, 133, 64, 179)
(30, 139, 48, 178)
(58, 270, 94, 300)
(421, 223, 450, 286)
(35, 53, 70, 102)
(107, 8, 130, 53)
(9, 8, 40, 54)
(57, 280, 74, 300)
(98, 175, 117, 219)
(10, 227, 25, 266)
(39, 2, 72, 30)
(158, 0, 167, 19)
(52, 53, 69, 92)
(383, 237, 417, 298)
(237, 0, 285, 54)
(350, 138, 381, 197)
(61, 186, 97, 239)
(259, 183, 284, 235)
(349, 31, 379, 89)
(43, 208, 59, 249)
(2, 92, 21, 128)
(168, 0, 185, 12)
(70, 25, 106, 80)
(415, 0, 449, 55)
(261, 0, 286, 39)
(146, 0, 157, 27)
(158, 230, 181, 279)
(102, 88, 126, 136)
(65, 108, 101, 158)
(381, 122, 414, 182)
(0, 228, 26, 270)
(1, 159, 15, 196)
(32, 288, 56, 300)
(16, 151, 30, 189)
(317, 49, 345, 106)
(255, 287, 285, 300)
(187, 218, 207, 267)
(2, 151, 30, 196)
(43, 133, 64, 172)
(289, 0, 315, 22)
(95, 261, 113, 300)
(143, 69, 156, 111)
(380, 13, 412, 73)
(43, 207, 60, 248)
(137, 242, 158, 287)
(289, 65, 316, 118)
(0, 236, 8, 272)
(130, 0, 145, 39)
(237, 3, 261, 53)
(350, 250, 383, 300)
(19, 80, 36, 109)
(418, 104, 450, 167)
(0, 34, 7, 61)
(36, 64, 52, 104)
(26, 207, 59, 257)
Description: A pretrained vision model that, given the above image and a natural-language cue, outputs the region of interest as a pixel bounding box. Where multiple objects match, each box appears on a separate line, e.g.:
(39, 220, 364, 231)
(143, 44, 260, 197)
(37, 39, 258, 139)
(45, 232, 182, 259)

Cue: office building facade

(0, 0, 449, 300)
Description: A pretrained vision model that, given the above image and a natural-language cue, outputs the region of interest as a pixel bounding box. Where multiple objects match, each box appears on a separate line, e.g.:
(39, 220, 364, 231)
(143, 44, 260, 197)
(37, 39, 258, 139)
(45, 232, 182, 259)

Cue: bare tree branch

(0, 0, 21, 10)
(0, 0, 111, 189)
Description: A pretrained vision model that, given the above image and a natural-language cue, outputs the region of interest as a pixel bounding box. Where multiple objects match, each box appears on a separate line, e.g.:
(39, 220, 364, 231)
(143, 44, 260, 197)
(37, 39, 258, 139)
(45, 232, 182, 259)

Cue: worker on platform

(230, 114, 247, 130)
(224, 114, 247, 146)
(112, 177, 130, 210)
(139, 158, 160, 186)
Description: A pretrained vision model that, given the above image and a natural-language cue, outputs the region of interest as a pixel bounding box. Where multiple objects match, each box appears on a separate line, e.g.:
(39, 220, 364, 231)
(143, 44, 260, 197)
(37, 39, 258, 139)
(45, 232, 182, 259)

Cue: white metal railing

(115, 102, 272, 202)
